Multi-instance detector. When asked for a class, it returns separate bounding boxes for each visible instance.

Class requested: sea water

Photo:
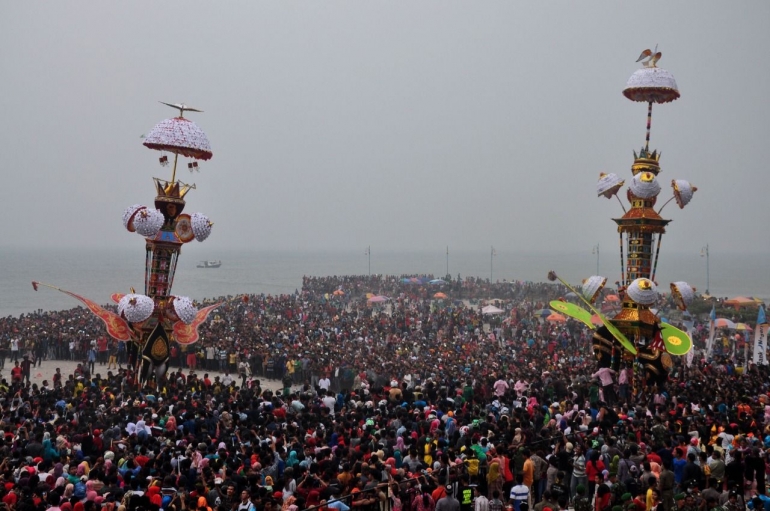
[0,247,767,317]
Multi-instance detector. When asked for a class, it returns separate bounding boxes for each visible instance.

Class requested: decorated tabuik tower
[34,102,222,383]
[548,48,696,395]
[121,102,220,376]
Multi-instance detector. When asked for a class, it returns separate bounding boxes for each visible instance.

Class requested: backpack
[624,475,641,498]
[73,481,86,499]
[611,481,626,505]
[620,457,637,475]
[575,496,592,511]
[551,482,567,502]
[601,452,612,472]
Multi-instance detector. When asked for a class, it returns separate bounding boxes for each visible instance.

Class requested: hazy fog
[1,2,768,256]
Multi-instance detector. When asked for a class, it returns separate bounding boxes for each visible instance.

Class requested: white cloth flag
[753,305,768,365]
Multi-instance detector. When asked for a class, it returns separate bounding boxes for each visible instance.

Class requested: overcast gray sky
[1,2,768,255]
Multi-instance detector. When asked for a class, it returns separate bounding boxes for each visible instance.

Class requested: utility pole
[700,244,709,294]
[592,243,600,275]
[490,246,496,282]
[446,246,449,278]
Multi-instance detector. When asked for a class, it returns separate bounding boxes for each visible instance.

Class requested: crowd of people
[0,274,766,511]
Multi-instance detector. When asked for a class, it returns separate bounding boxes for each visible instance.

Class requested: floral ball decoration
[191,212,213,242]
[134,208,165,238]
[626,278,658,305]
[672,180,697,209]
[122,204,146,232]
[670,281,696,311]
[581,276,607,304]
[596,173,625,199]
[629,172,661,199]
[118,293,155,323]
[172,295,198,324]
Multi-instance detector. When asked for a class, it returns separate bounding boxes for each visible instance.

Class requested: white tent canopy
[481,305,504,315]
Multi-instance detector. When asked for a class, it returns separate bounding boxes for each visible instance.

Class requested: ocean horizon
[1,247,767,318]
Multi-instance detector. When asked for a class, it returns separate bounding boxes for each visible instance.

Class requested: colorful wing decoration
[659,322,693,355]
[547,272,637,355]
[111,293,125,304]
[32,281,133,341]
[600,315,638,355]
[173,302,222,345]
[549,300,595,329]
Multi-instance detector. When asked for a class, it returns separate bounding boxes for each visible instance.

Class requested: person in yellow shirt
[521,449,534,488]
[521,448,534,509]
[645,476,658,511]
[74,379,84,397]
[464,449,480,479]
[338,463,353,489]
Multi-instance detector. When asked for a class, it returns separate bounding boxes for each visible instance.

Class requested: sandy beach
[1,358,289,393]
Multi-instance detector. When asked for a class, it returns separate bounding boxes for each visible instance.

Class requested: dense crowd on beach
[0,274,766,511]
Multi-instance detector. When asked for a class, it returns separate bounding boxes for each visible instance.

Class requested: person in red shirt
[97,336,108,365]
[10,362,22,383]
[585,451,606,497]
[135,447,150,468]
[594,476,612,511]
[2,489,17,508]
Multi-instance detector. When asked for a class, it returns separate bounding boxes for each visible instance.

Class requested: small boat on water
[197,260,221,268]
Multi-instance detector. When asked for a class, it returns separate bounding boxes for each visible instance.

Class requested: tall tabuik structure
[549,49,697,392]
[34,103,221,382]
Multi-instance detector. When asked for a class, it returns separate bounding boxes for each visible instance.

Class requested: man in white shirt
[171,450,187,471]
[474,486,489,511]
[319,376,331,391]
[237,490,256,511]
[322,391,336,415]
[10,338,19,362]
[717,430,734,451]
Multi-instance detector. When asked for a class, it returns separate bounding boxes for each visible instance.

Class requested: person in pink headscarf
[166,414,177,432]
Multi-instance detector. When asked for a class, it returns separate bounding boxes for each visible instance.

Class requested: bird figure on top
[636,45,662,68]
